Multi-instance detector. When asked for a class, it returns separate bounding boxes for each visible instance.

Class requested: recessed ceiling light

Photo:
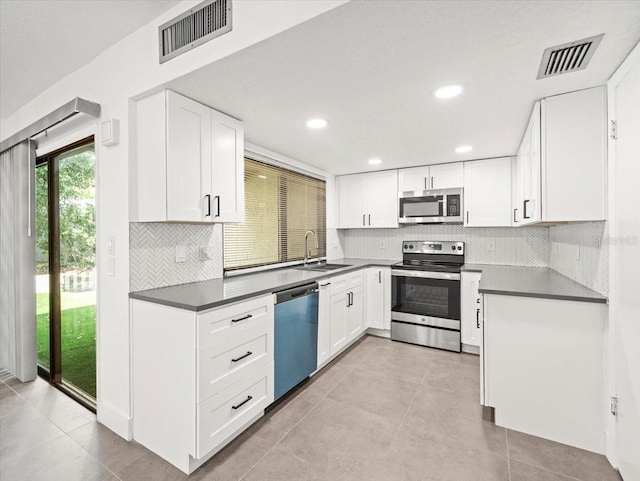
[368,158,382,165]
[306,118,327,129]
[455,145,473,153]
[434,85,463,99]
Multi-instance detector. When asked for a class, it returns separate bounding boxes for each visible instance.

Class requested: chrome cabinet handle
[231,395,253,410]
[513,208,518,223]
[431,176,434,189]
[363,214,365,226]
[378,271,382,283]
[523,200,531,219]
[424,177,427,190]
[320,282,331,287]
[476,309,481,329]
[231,314,252,323]
[466,211,469,224]
[231,351,253,363]
[368,214,371,226]
[214,195,221,217]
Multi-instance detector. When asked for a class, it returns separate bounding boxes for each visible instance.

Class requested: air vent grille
[537,34,604,79]
[159,0,232,64]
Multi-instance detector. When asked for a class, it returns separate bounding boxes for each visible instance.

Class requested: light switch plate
[107,236,116,256]
[175,245,187,263]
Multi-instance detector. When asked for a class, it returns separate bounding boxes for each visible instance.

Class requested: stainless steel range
[390,240,464,352]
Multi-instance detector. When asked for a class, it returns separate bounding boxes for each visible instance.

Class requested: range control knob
[409,244,414,249]
[404,244,408,249]
[457,246,462,250]
[451,246,456,251]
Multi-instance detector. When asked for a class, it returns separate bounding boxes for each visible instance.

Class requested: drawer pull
[231,314,252,323]
[231,395,253,410]
[231,351,253,363]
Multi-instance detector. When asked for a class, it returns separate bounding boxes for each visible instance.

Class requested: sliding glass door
[35,137,96,407]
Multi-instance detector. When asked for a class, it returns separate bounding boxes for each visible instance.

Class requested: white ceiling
[168,0,640,175]
[0,0,180,120]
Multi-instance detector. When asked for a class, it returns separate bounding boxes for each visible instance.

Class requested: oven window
[400,196,443,218]
[391,276,461,320]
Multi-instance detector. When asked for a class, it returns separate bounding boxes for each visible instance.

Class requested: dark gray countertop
[462,264,607,304]
[129,258,398,312]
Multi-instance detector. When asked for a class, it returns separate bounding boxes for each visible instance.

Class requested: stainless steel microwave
[398,188,464,224]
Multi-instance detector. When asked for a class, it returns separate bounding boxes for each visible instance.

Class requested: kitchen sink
[294,263,352,272]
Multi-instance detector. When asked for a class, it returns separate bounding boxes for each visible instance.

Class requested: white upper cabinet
[464,157,513,227]
[337,170,398,228]
[429,163,464,189]
[132,90,245,223]
[398,166,431,191]
[515,87,606,225]
[398,163,463,191]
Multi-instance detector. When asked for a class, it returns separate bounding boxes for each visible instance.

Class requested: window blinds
[224,158,326,271]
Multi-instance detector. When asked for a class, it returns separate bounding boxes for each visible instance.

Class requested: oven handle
[391,269,460,281]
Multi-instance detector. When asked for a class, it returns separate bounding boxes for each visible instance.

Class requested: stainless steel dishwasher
[274,282,319,401]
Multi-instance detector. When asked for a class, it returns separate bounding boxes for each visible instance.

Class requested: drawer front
[198,295,274,352]
[346,270,363,289]
[198,330,272,403]
[196,363,273,459]
[329,273,349,295]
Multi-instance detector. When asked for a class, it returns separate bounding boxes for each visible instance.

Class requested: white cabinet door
[520,102,542,225]
[461,272,482,347]
[365,267,391,330]
[430,163,464,189]
[542,87,606,222]
[398,166,431,192]
[365,170,398,228]
[166,90,212,222]
[208,110,245,223]
[329,290,348,355]
[464,158,513,227]
[346,283,364,339]
[337,174,366,228]
[512,154,522,226]
[317,281,332,368]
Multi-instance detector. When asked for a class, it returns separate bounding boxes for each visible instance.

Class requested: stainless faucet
[303,230,319,266]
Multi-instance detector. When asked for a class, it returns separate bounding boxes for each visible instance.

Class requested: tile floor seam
[509,457,586,481]
[390,365,427,441]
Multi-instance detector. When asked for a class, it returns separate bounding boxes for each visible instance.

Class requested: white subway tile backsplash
[340,225,550,267]
[129,223,223,292]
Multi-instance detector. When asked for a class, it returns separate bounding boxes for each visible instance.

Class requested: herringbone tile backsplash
[129,223,223,292]
[340,224,550,266]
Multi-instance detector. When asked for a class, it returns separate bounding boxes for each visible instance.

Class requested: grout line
[508,457,584,481]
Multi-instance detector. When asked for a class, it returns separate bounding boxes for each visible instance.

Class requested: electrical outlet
[487,240,496,252]
[175,245,187,263]
[379,240,386,249]
[200,245,214,261]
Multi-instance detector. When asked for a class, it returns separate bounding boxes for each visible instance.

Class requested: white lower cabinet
[317,269,365,368]
[460,271,482,349]
[132,294,274,474]
[365,267,391,330]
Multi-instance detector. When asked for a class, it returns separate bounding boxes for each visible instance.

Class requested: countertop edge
[479,288,608,304]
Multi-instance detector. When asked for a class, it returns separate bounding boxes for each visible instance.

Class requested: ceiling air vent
[537,34,604,79]
[159,0,232,64]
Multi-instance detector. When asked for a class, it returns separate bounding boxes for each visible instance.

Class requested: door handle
[513,208,518,223]
[205,194,211,217]
[231,314,252,323]
[231,395,253,410]
[231,351,253,363]
[523,200,531,219]
[363,214,366,226]
[476,308,480,329]
[378,271,382,283]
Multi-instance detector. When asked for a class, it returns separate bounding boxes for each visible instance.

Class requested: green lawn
[37,291,96,398]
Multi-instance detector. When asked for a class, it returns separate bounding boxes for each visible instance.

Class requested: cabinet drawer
[197,330,272,403]
[329,270,363,295]
[196,363,273,459]
[197,295,274,351]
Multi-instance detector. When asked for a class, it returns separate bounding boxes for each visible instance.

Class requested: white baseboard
[366,328,390,338]
[462,344,480,355]
[97,401,133,440]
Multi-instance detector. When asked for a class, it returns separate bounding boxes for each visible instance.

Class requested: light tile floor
[0,336,622,481]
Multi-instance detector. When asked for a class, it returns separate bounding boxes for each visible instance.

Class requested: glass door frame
[36,135,96,412]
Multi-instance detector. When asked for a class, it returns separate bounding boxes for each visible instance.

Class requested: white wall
[0,0,346,439]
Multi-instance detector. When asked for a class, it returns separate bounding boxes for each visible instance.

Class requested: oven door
[391,270,461,326]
